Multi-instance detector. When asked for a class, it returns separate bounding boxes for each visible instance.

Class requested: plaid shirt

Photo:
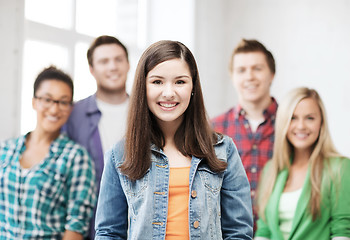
[212,98,277,229]
[0,133,96,239]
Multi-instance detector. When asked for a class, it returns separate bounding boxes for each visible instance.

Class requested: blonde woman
[255,87,350,240]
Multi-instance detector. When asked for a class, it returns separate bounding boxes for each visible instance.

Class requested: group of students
[0,35,349,240]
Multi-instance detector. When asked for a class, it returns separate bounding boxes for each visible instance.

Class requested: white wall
[146,0,195,50]
[194,0,236,118]
[1,0,349,156]
[0,0,24,140]
[196,0,350,156]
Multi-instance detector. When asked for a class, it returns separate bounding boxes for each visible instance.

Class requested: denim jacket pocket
[121,169,150,197]
[197,165,224,195]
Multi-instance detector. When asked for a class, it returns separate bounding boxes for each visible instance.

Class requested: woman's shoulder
[328,155,350,163]
[0,136,21,148]
[213,133,240,162]
[326,156,350,173]
[214,133,234,146]
[108,139,126,166]
[0,136,26,168]
[0,135,24,155]
[59,133,89,156]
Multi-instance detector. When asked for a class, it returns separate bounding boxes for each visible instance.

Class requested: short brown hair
[229,39,275,74]
[87,35,129,66]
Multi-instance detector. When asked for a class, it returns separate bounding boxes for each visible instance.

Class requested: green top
[255,157,350,240]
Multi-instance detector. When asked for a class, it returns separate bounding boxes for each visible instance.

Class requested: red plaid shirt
[211,98,277,230]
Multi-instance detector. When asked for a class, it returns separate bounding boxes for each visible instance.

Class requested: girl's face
[33,80,72,135]
[287,98,322,155]
[146,58,193,128]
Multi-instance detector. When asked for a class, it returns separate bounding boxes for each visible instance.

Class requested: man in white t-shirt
[62,35,130,240]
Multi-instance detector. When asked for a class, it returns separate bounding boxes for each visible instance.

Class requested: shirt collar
[234,97,278,121]
[263,97,278,120]
[17,132,67,161]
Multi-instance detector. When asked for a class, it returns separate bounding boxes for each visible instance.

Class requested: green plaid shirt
[0,133,96,239]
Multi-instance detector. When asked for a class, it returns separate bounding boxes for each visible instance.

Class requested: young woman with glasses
[0,66,96,239]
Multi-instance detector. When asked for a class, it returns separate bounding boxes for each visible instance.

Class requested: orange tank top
[165,167,191,240]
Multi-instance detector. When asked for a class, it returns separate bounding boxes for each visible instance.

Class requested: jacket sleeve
[330,157,350,238]
[220,137,253,239]
[95,147,128,240]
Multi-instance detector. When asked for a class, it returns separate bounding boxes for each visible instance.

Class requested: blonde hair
[257,87,340,220]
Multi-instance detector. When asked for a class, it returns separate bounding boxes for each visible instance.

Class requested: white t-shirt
[96,98,129,155]
[247,118,264,133]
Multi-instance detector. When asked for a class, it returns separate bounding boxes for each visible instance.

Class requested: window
[21,0,141,134]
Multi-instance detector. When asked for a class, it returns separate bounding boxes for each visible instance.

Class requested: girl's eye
[152,80,162,84]
[176,80,185,84]
[307,117,314,120]
[291,116,296,120]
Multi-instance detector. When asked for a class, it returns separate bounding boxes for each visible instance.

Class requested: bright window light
[74,42,97,101]
[76,0,118,37]
[25,0,73,29]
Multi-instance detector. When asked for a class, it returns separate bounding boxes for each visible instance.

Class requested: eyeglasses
[34,96,72,111]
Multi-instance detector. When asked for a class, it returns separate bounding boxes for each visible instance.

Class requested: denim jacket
[95,135,253,240]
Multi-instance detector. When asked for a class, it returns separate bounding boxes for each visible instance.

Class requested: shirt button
[251,167,257,173]
[191,190,197,198]
[252,144,257,150]
[193,221,200,228]
[251,190,255,197]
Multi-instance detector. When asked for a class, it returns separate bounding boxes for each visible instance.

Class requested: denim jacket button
[191,190,197,198]
[193,220,199,228]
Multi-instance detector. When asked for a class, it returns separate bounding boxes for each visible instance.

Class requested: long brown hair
[257,87,341,220]
[120,40,227,180]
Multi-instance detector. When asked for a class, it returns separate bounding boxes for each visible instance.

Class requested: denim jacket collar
[150,133,225,155]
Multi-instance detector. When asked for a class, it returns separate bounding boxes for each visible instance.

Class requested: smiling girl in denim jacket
[95,40,253,240]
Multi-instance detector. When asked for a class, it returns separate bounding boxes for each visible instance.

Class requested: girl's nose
[296,119,305,129]
[162,84,175,98]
